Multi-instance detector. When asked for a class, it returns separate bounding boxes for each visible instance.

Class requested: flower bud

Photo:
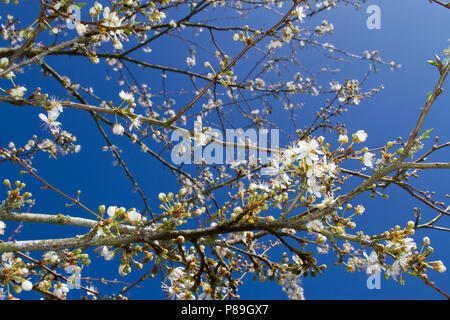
[347,264,355,273]
[135,262,143,271]
[21,280,33,291]
[178,188,187,197]
[158,193,167,202]
[355,204,365,215]
[233,206,243,214]
[433,261,446,273]
[174,235,185,244]
[318,136,325,144]
[3,179,11,188]
[107,206,117,218]
[119,264,131,276]
[142,252,153,264]
[406,221,415,229]
[318,264,327,271]
[338,134,349,144]
[0,57,8,67]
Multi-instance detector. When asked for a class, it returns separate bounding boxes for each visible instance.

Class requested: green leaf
[420,128,434,139]
[427,60,438,67]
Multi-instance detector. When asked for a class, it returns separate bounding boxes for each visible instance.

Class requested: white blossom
[293,139,323,166]
[119,90,135,104]
[338,134,348,144]
[363,251,385,275]
[168,267,185,282]
[129,115,142,131]
[100,246,115,261]
[107,206,117,217]
[112,124,125,135]
[127,210,142,224]
[363,152,375,168]
[306,219,324,232]
[7,86,27,98]
[21,280,33,291]
[0,221,5,235]
[353,130,368,143]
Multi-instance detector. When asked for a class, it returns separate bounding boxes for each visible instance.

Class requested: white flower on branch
[43,251,60,264]
[363,251,385,275]
[168,267,185,282]
[306,177,323,198]
[7,86,27,98]
[267,40,283,50]
[293,139,323,166]
[265,158,290,185]
[89,1,103,18]
[74,22,87,36]
[281,271,305,300]
[129,115,142,132]
[119,90,135,104]
[352,130,368,143]
[39,110,62,132]
[21,280,33,291]
[294,5,307,22]
[112,124,125,136]
[126,210,142,224]
[100,246,115,261]
[363,152,375,168]
[338,134,348,144]
[306,219,324,232]
[186,56,196,67]
[53,282,69,299]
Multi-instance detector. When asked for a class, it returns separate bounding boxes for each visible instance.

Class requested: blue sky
[0,1,449,300]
